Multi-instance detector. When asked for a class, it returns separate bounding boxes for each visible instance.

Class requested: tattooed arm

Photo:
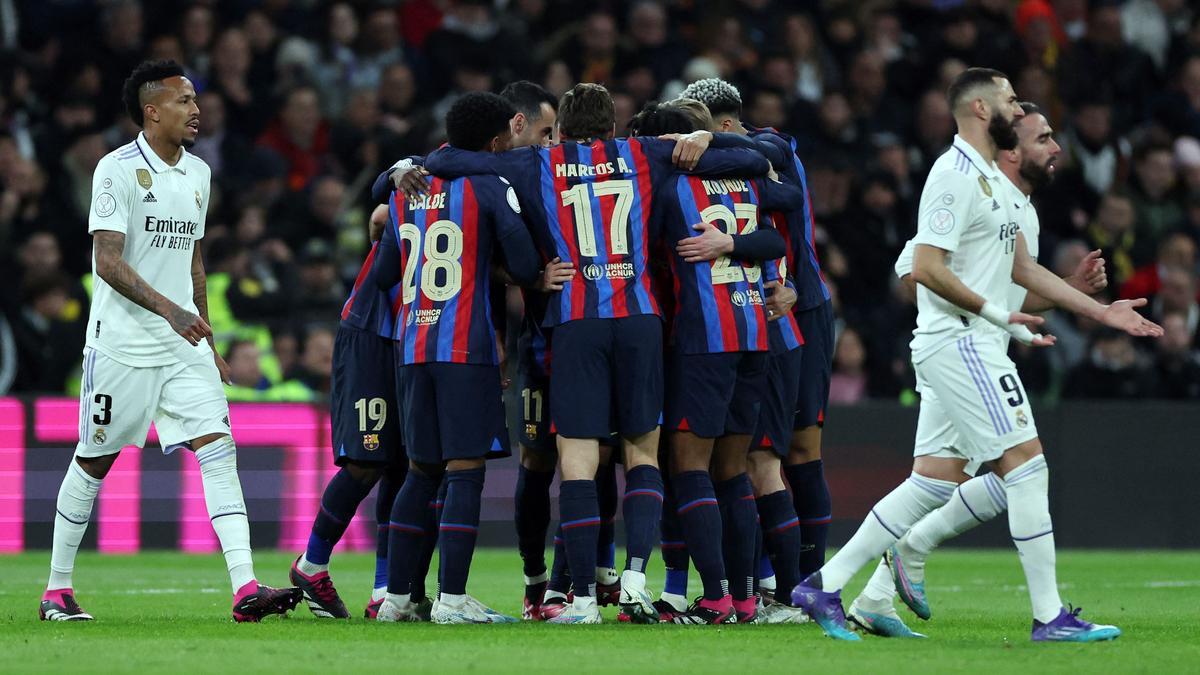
[93,230,212,346]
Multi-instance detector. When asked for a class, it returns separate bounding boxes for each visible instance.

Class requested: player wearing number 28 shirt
[370,93,541,624]
[424,83,770,625]
[40,60,301,624]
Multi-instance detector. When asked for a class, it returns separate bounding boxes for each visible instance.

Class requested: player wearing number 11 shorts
[424,83,771,623]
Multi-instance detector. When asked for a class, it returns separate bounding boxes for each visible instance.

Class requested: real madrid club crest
[363,433,380,451]
[136,168,153,190]
[195,190,203,210]
[1015,409,1028,429]
[977,175,991,197]
[93,428,107,446]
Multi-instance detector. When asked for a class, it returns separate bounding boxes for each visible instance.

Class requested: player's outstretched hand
[677,221,733,262]
[1007,311,1045,330]
[214,352,233,385]
[537,257,576,292]
[1070,249,1107,294]
[765,280,797,321]
[168,305,212,346]
[662,130,711,170]
[1101,298,1164,338]
[392,165,431,201]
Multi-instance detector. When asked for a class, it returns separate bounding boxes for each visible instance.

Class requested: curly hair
[678,78,742,119]
[446,92,518,151]
[121,60,186,128]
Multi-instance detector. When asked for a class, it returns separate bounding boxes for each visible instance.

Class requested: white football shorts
[912,332,1038,465]
[75,346,231,457]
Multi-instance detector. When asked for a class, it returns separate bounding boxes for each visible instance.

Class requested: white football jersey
[907,136,1021,363]
[86,132,212,367]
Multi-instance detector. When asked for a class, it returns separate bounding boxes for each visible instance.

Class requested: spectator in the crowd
[50,130,108,273]
[1064,328,1160,399]
[244,9,283,87]
[1086,189,1141,287]
[257,85,332,192]
[288,325,336,396]
[1120,231,1197,299]
[10,272,85,393]
[276,175,347,250]
[307,3,363,117]
[92,0,144,121]
[377,62,435,158]
[782,12,841,104]
[179,3,215,82]
[1129,141,1187,255]
[329,87,385,178]
[910,88,954,176]
[828,326,868,405]
[292,241,346,326]
[226,339,269,391]
[208,28,266,140]
[1149,265,1199,344]
[1121,0,1189,74]
[1042,95,1128,238]
[1152,54,1200,139]
[627,1,689,95]
[426,0,525,98]
[1042,239,1100,379]
[831,171,908,313]
[189,90,251,182]
[1153,311,1200,398]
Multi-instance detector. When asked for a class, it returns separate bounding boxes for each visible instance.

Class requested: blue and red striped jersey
[762,258,803,354]
[340,241,401,339]
[748,128,831,311]
[661,176,775,354]
[371,174,539,365]
[423,135,770,327]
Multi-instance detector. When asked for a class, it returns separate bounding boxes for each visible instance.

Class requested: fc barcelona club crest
[136,168,153,189]
[524,423,538,441]
[363,433,380,451]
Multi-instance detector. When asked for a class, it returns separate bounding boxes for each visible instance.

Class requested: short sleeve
[911,169,973,253]
[894,239,915,279]
[196,164,211,240]
[88,157,133,235]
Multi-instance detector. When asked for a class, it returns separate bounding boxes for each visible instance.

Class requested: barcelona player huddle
[292,78,835,626]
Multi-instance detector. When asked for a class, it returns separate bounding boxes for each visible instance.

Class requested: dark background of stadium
[3,0,1200,406]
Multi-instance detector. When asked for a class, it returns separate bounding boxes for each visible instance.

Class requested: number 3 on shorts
[93,393,112,426]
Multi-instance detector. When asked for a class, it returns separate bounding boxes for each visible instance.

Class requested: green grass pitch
[2,549,1198,674]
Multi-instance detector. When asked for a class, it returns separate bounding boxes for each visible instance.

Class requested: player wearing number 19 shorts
[289,217,418,621]
[425,83,771,624]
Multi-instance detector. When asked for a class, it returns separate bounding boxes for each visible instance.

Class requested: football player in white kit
[39,61,301,622]
[792,68,1162,642]
[847,101,1109,637]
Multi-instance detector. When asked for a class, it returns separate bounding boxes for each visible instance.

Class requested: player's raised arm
[1010,232,1163,337]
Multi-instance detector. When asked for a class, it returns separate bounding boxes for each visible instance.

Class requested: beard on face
[1019,158,1054,190]
[988,113,1019,151]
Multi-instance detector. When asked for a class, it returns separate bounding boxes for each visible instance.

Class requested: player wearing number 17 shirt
[40,60,301,623]
[424,83,770,624]
[371,93,542,624]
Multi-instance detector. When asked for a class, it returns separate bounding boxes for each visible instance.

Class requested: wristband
[978,301,1010,329]
[1005,324,1039,346]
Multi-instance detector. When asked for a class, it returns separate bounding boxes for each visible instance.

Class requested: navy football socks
[547,526,572,594]
[757,489,801,604]
[597,462,618,570]
[305,467,377,566]
[673,470,727,601]
[716,473,757,602]
[785,460,832,576]
[438,468,484,596]
[660,480,690,597]
[558,479,599,598]
[622,465,664,573]
[515,465,555,578]
[373,468,404,589]
[386,470,438,596]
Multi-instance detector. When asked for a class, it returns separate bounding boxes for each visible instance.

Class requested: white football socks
[47,460,104,591]
[905,473,1008,568]
[860,558,898,603]
[819,473,957,592]
[196,437,256,592]
[1004,455,1061,623]
[297,555,327,576]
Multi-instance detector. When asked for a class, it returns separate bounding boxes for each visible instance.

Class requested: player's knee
[409,460,445,481]
[191,433,229,451]
[996,438,1044,475]
[343,461,383,485]
[520,446,556,473]
[747,450,785,495]
[670,431,712,473]
[446,458,485,472]
[787,427,823,464]
[75,453,117,480]
[912,455,971,484]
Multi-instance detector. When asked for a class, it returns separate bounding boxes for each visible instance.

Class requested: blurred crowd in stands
[1,0,1198,403]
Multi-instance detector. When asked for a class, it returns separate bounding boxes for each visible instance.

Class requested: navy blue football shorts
[794,300,834,429]
[330,325,404,467]
[550,315,663,439]
[398,362,508,465]
[516,337,555,456]
[665,349,768,439]
[752,343,804,457]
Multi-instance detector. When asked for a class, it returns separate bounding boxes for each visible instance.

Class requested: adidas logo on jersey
[143,191,157,203]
